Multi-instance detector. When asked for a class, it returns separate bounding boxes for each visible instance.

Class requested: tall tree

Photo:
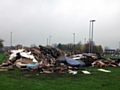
[96,45,103,54]
[57,43,62,50]
[76,41,82,51]
[81,44,86,53]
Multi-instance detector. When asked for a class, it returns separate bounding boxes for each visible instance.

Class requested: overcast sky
[0,0,120,49]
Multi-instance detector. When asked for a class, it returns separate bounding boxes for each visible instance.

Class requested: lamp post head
[90,20,96,22]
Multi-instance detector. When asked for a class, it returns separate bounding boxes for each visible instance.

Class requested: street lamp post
[10,31,12,47]
[89,21,91,54]
[84,38,86,44]
[73,33,75,53]
[47,38,48,46]
[49,36,52,46]
[90,20,96,53]
[118,42,120,56]
[73,33,75,45]
[119,42,120,50]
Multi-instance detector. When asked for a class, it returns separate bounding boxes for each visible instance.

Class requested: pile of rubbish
[0,45,120,74]
[79,53,120,67]
[0,45,85,74]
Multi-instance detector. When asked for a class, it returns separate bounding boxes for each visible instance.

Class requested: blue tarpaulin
[27,62,39,69]
[58,56,85,67]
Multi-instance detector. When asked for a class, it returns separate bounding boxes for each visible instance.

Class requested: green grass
[102,55,120,59]
[0,55,120,90]
[0,67,120,90]
[0,54,7,63]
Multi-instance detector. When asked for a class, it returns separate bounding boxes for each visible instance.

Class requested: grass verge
[0,55,120,90]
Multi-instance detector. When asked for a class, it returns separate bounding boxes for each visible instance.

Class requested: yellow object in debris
[98,69,111,72]
[0,68,8,71]
[82,70,91,74]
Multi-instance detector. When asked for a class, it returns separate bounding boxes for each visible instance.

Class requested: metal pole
[90,20,95,53]
[89,21,91,54]
[10,31,12,47]
[119,42,120,56]
[72,33,75,53]
[84,38,86,44]
[73,33,75,45]
[49,36,51,46]
[91,21,93,53]
[119,42,120,50]
[47,38,48,45]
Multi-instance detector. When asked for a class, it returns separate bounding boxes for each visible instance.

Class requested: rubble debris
[0,67,15,71]
[0,45,68,73]
[91,59,118,67]
[76,53,119,68]
[97,69,111,72]
[82,71,91,74]
[0,45,120,74]
[0,68,8,71]
[68,70,78,75]
[27,62,39,69]
[16,62,28,69]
